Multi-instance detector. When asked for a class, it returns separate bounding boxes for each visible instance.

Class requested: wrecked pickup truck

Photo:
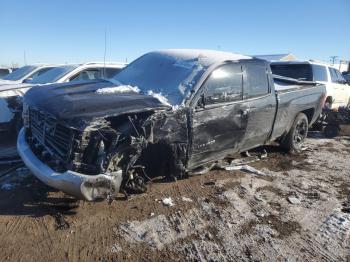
[17,49,326,201]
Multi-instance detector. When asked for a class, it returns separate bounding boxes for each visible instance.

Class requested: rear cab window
[270,63,313,81]
[312,64,328,82]
[69,68,101,82]
[243,62,270,99]
[102,68,122,78]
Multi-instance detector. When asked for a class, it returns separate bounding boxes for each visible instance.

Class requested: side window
[329,68,338,83]
[69,68,101,82]
[329,68,346,83]
[29,67,54,79]
[335,69,346,83]
[312,65,328,82]
[101,68,122,78]
[202,63,243,105]
[0,69,10,78]
[243,62,269,99]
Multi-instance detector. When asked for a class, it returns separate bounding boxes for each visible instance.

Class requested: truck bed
[270,74,326,141]
[273,74,318,93]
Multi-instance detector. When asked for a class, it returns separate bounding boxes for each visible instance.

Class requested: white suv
[271,61,350,109]
[0,62,126,133]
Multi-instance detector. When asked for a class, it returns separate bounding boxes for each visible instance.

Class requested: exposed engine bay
[25,105,190,200]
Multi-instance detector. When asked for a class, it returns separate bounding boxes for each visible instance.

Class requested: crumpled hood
[24,80,169,120]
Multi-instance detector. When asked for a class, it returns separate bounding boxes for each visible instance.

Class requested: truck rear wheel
[281,113,309,152]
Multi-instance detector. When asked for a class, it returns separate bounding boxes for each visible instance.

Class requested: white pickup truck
[271,61,350,109]
[0,62,126,133]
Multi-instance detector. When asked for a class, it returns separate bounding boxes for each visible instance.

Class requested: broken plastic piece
[181,196,193,202]
[287,196,301,205]
[225,164,267,176]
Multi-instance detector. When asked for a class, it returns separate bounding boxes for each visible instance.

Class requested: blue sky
[1,0,349,66]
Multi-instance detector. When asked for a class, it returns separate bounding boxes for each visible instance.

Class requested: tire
[324,125,339,138]
[281,113,309,152]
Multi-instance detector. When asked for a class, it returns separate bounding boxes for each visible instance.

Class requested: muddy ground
[0,133,349,261]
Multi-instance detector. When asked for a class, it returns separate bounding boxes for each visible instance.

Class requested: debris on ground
[287,196,301,205]
[162,197,175,207]
[0,165,30,190]
[110,244,122,253]
[181,197,193,202]
[225,164,268,176]
[202,181,216,186]
[1,134,350,261]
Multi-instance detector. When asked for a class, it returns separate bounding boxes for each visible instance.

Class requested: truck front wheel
[281,113,309,152]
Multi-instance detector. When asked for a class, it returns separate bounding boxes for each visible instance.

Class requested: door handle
[240,109,250,118]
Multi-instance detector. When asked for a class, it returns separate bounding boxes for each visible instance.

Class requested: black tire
[281,113,309,152]
[324,125,340,138]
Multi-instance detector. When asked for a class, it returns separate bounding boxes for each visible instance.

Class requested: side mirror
[23,78,33,83]
[196,93,206,109]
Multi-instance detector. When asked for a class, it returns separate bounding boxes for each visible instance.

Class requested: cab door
[239,61,277,151]
[188,63,249,168]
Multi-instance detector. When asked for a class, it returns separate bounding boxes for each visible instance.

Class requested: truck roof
[154,49,252,68]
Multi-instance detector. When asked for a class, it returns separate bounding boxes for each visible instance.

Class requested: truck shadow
[0,133,323,219]
[0,177,79,219]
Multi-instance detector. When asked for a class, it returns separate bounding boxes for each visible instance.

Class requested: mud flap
[80,170,123,201]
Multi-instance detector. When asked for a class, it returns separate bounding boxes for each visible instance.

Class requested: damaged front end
[19,105,189,201]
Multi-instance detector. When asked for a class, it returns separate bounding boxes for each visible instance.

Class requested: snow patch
[173,59,196,70]
[147,90,171,107]
[96,85,140,94]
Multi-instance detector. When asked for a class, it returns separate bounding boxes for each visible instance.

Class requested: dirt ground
[0,133,349,262]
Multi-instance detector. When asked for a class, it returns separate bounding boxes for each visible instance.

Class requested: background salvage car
[0,62,126,133]
[271,61,350,109]
[18,49,326,201]
[0,64,57,85]
[342,71,350,85]
[0,67,16,79]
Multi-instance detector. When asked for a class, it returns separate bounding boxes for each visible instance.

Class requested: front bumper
[17,128,123,201]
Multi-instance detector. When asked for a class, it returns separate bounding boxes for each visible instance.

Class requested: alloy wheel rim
[294,119,307,145]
